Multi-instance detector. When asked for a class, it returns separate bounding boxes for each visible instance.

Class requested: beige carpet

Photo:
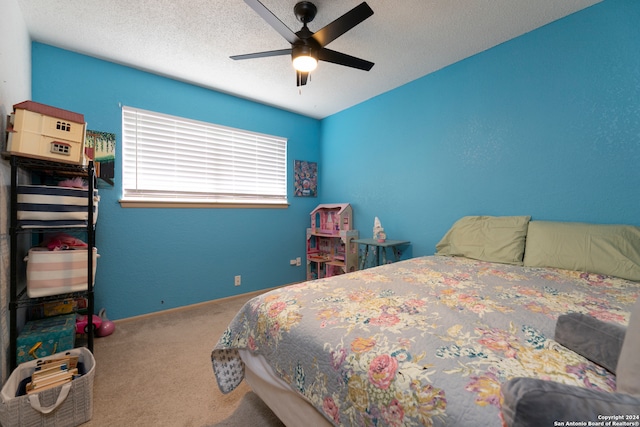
[84,291,286,427]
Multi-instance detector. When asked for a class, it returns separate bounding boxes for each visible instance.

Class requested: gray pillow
[616,298,640,396]
[555,313,626,373]
[501,377,640,427]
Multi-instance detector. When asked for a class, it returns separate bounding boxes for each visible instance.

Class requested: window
[56,121,71,131]
[121,106,287,207]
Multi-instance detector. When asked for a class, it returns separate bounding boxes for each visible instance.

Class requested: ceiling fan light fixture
[232,1,374,86]
[292,46,318,72]
[293,55,317,72]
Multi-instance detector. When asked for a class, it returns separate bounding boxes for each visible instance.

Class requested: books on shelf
[26,354,80,394]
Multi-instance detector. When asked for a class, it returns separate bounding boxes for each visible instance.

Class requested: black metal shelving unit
[8,155,96,370]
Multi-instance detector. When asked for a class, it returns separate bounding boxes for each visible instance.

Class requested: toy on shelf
[76,314,102,334]
[6,100,87,165]
[307,204,359,280]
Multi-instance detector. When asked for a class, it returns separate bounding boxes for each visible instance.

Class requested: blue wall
[31,0,640,320]
[32,45,321,320]
[321,0,640,257]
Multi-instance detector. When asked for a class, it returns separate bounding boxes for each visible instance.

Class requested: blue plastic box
[16,313,76,364]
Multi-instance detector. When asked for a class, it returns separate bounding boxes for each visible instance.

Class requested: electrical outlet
[296,257,301,266]
[234,275,241,286]
[290,259,297,265]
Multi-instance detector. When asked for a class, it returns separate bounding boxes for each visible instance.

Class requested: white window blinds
[121,106,287,204]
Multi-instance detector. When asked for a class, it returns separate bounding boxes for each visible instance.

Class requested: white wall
[0,0,31,383]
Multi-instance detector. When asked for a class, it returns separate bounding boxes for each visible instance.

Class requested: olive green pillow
[523,221,640,281]
[435,216,531,265]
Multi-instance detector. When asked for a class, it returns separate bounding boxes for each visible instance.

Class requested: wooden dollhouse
[306,204,359,280]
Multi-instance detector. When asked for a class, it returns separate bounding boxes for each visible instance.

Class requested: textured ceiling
[17,0,601,119]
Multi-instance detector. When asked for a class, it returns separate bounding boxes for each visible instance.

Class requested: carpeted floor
[84,291,285,427]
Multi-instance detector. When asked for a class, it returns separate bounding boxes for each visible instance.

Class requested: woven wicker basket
[0,347,95,427]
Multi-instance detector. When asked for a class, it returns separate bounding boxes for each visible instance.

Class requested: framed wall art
[294,160,317,197]
[85,130,116,185]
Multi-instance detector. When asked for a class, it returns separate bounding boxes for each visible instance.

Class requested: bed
[212,216,640,426]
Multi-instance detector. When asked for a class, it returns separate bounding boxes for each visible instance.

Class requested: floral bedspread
[211,256,638,426]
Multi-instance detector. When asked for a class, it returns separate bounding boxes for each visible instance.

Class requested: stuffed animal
[500,298,640,426]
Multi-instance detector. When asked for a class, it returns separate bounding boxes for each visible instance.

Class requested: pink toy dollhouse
[306,204,358,280]
[310,204,352,235]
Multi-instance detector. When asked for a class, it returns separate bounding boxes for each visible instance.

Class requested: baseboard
[113,282,298,325]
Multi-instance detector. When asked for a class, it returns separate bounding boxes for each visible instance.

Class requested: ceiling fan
[231,0,374,86]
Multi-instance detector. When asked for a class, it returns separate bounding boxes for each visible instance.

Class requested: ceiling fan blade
[318,48,374,71]
[244,0,300,45]
[296,71,309,87]
[312,2,373,47]
[230,49,292,60]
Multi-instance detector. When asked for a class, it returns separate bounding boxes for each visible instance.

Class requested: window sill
[119,200,289,209]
